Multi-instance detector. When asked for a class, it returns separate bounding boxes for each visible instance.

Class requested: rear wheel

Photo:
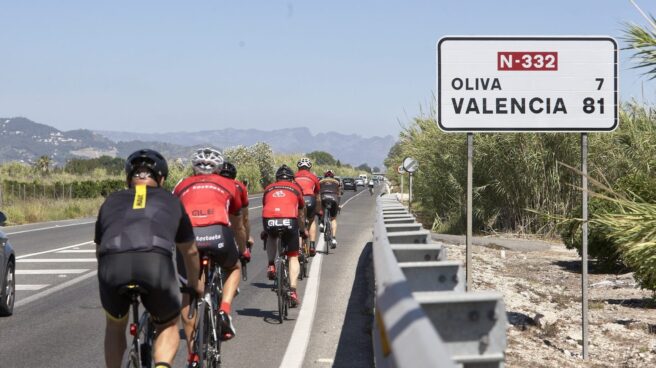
[0,260,15,316]
[121,340,141,368]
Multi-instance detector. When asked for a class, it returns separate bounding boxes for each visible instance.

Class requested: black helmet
[125,149,168,184]
[219,162,237,179]
[275,165,294,181]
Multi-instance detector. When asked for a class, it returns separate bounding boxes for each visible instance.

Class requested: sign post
[437,36,617,358]
[402,157,419,211]
[466,133,473,292]
[397,165,405,201]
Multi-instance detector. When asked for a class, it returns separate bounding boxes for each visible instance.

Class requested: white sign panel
[403,157,418,173]
[437,37,618,132]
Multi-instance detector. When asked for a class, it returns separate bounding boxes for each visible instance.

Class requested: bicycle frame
[189,255,223,368]
[121,285,154,368]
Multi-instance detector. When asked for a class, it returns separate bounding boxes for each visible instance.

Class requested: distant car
[342,178,357,191]
[355,179,365,187]
[0,211,16,316]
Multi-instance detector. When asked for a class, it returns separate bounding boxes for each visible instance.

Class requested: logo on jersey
[268,219,292,227]
[272,190,286,198]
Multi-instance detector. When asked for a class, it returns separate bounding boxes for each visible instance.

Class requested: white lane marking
[15,271,97,308]
[279,237,326,368]
[249,205,263,210]
[16,241,94,259]
[16,269,89,275]
[316,358,334,364]
[5,221,96,235]
[17,258,97,263]
[16,284,49,291]
[279,187,363,368]
[248,194,263,200]
[57,250,96,253]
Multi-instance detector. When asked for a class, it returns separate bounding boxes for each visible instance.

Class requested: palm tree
[36,155,51,174]
[624,5,656,78]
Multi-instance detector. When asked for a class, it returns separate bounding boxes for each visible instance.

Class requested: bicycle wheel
[276,239,285,323]
[201,303,220,368]
[193,300,207,368]
[323,214,332,252]
[121,345,141,368]
[282,261,290,316]
[140,319,155,368]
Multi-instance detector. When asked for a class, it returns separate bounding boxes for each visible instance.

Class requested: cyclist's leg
[283,220,301,291]
[305,195,318,246]
[137,253,182,365]
[176,248,200,354]
[213,225,240,339]
[263,219,279,278]
[98,253,134,368]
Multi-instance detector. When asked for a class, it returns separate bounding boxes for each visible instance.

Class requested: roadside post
[437,36,618,358]
[402,157,419,211]
[397,165,405,200]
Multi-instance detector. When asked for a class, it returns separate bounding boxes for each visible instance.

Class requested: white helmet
[192,147,224,174]
[297,157,312,169]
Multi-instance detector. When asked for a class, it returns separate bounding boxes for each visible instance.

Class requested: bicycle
[119,284,155,368]
[298,217,310,280]
[187,255,224,368]
[268,229,292,324]
[321,202,334,254]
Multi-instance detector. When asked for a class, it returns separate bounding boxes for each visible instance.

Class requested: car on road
[0,211,16,316]
[342,178,357,191]
[355,178,364,187]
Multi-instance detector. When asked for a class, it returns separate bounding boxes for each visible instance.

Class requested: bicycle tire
[276,238,285,324]
[283,261,290,317]
[194,299,207,368]
[323,213,332,252]
[208,271,222,368]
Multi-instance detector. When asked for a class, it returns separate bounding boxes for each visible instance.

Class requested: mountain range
[0,117,396,167]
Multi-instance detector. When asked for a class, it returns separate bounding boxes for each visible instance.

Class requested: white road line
[16,284,49,291]
[57,250,96,253]
[249,205,263,210]
[15,271,97,308]
[279,187,364,368]
[17,258,97,263]
[6,221,96,235]
[16,241,94,259]
[16,269,89,275]
[279,237,326,368]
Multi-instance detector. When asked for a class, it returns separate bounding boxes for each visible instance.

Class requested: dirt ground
[443,239,656,367]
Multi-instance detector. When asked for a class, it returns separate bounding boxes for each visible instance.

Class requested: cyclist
[219,161,254,258]
[262,165,307,306]
[368,178,375,195]
[294,157,321,256]
[95,149,202,368]
[318,169,341,248]
[173,148,247,351]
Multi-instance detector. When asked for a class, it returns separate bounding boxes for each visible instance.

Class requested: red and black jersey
[235,180,249,208]
[173,174,242,227]
[262,180,304,218]
[294,169,320,196]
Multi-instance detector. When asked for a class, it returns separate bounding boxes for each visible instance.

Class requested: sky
[0,0,654,138]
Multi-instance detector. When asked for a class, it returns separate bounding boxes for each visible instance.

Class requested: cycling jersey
[94,186,195,257]
[262,181,305,218]
[173,174,242,227]
[294,169,320,196]
[319,178,340,195]
[235,179,249,208]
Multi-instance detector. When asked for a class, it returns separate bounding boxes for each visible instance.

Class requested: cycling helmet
[324,170,335,178]
[192,147,224,174]
[125,149,168,184]
[219,161,237,179]
[275,165,295,181]
[297,157,312,169]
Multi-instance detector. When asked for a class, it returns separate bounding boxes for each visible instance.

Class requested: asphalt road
[0,187,377,367]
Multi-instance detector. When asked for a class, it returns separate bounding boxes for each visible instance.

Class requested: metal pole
[466,133,473,292]
[409,173,413,211]
[401,175,404,201]
[581,133,589,359]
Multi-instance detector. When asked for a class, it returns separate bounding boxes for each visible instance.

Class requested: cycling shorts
[176,225,239,285]
[263,217,300,254]
[98,252,180,324]
[303,195,317,218]
[321,194,340,218]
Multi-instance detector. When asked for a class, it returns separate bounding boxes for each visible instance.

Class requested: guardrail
[372,194,507,368]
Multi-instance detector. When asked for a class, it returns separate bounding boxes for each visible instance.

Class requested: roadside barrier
[372,194,507,368]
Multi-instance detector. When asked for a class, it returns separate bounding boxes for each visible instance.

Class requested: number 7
[595,78,604,90]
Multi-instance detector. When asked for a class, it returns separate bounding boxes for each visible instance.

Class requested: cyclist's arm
[177,240,202,294]
[230,212,247,254]
[242,208,252,245]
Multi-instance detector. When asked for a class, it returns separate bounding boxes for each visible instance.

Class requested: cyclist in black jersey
[95,149,202,368]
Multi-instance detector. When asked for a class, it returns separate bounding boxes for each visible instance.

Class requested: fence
[0,179,125,206]
[372,194,508,368]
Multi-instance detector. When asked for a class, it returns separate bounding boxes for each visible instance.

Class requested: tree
[356,163,371,173]
[373,166,380,173]
[36,155,51,174]
[624,17,656,78]
[336,159,342,167]
[306,151,336,165]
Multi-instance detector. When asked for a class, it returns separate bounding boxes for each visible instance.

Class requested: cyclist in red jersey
[262,165,307,306]
[219,161,253,261]
[173,148,247,351]
[294,157,321,256]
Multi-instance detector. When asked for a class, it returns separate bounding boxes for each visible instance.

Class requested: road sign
[402,157,418,173]
[397,165,405,174]
[437,36,618,132]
